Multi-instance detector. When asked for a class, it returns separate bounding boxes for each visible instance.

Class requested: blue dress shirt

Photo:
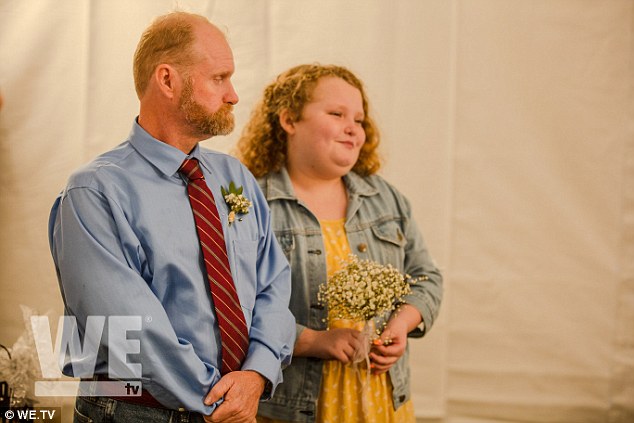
[48,120,295,414]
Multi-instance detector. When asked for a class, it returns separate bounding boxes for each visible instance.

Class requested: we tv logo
[31,316,143,397]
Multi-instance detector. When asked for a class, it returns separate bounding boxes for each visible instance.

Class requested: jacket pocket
[369,220,407,268]
[371,221,407,247]
[274,231,295,262]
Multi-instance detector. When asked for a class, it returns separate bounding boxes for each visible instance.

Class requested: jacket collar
[264,167,379,201]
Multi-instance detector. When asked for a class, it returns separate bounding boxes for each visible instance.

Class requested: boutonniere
[220,182,253,226]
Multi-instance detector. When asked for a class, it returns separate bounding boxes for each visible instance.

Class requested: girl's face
[284,76,366,180]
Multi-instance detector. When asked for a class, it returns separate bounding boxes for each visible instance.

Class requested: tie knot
[179,158,204,181]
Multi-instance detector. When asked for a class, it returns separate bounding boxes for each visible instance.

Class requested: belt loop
[105,396,116,417]
[82,376,98,397]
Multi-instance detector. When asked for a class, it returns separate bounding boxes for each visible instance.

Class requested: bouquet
[318,254,414,348]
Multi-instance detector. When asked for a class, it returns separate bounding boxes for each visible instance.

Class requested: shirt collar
[128,118,207,177]
[265,167,379,201]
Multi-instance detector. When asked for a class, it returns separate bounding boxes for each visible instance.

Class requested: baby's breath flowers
[221,182,253,226]
[318,255,414,328]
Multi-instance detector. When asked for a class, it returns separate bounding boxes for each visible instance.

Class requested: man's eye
[329,112,342,117]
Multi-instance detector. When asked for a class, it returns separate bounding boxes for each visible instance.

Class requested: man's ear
[279,109,296,135]
[154,64,180,99]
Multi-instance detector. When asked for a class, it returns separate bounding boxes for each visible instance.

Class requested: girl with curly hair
[237,64,443,423]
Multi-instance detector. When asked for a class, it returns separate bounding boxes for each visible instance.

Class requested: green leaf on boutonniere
[220,181,253,226]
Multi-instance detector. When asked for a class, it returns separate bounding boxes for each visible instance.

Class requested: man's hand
[203,370,266,423]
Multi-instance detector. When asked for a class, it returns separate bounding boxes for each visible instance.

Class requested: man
[48,11,295,422]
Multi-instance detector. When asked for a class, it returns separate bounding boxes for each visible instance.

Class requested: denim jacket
[257,168,443,422]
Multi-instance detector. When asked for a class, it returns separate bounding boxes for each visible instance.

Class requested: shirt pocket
[369,220,407,267]
[232,239,258,314]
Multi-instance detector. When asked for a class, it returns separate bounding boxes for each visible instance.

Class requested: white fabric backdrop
[0,1,632,421]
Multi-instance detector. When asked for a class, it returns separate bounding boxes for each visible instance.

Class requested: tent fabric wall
[0,1,632,421]
[448,2,633,421]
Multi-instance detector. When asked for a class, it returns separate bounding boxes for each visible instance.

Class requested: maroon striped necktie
[179,158,249,374]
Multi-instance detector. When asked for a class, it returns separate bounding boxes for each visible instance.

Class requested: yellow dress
[316,219,415,423]
[258,219,415,423]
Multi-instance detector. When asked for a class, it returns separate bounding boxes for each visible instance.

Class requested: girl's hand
[369,304,423,374]
[294,327,363,364]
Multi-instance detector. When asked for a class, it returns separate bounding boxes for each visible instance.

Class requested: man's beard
[179,78,235,138]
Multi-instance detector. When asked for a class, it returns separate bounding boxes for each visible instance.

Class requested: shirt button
[357,243,368,253]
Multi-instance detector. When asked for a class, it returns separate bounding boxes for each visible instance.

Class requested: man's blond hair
[133,12,210,99]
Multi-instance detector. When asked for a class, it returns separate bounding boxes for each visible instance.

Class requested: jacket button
[357,243,368,253]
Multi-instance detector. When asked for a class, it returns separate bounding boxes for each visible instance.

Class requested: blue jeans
[73,396,205,423]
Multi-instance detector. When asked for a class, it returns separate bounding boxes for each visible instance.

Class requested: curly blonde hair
[236,64,381,177]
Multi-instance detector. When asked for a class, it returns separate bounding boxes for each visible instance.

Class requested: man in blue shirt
[48,11,295,422]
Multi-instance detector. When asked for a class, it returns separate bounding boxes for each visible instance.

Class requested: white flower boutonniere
[221,182,253,226]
